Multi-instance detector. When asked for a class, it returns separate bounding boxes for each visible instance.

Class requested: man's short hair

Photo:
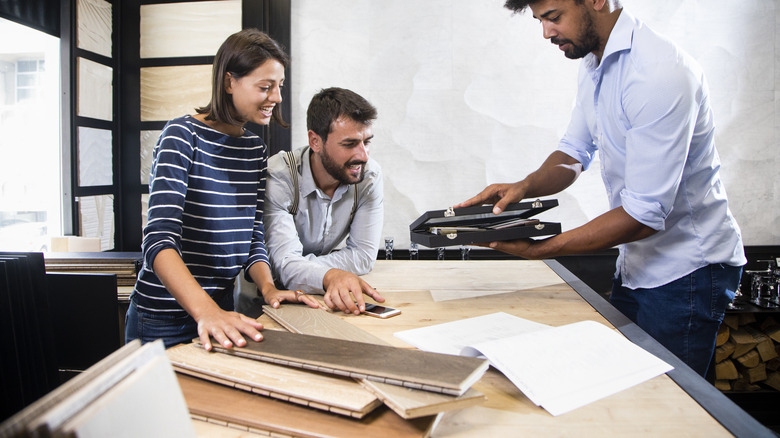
[306,88,377,143]
[504,0,584,13]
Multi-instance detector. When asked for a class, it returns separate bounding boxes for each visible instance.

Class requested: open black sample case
[409,199,561,247]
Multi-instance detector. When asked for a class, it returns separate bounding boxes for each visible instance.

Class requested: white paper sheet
[394,312,550,357]
[394,313,673,416]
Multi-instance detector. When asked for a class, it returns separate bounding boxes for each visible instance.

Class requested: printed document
[395,312,673,416]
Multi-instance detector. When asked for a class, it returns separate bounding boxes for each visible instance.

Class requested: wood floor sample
[208,327,488,397]
[263,304,387,345]
[262,305,486,418]
[166,343,380,418]
[58,355,195,438]
[0,341,143,437]
[177,373,435,438]
[359,380,484,419]
[1,340,195,438]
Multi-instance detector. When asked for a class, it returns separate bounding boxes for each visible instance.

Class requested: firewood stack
[714,313,780,392]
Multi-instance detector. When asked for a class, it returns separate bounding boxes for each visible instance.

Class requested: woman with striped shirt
[126,29,317,351]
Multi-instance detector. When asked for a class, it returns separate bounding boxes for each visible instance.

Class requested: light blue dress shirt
[263,146,384,293]
[557,10,746,289]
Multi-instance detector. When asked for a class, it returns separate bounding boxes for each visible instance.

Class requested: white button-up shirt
[558,10,746,289]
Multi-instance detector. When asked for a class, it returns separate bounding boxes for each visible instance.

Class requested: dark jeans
[125,292,234,349]
[610,263,742,376]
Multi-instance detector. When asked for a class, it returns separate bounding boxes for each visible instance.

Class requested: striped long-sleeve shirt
[132,115,270,315]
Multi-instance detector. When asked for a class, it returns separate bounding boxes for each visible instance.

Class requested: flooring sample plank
[0,340,140,438]
[263,304,387,345]
[166,343,381,418]
[0,340,194,438]
[358,380,485,420]
[177,373,435,438]
[262,305,486,418]
[207,329,488,397]
[56,355,195,438]
[27,341,172,436]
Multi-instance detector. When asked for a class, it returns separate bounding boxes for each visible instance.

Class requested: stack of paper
[394,312,673,416]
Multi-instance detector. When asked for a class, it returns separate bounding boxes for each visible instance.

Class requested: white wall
[290,0,779,248]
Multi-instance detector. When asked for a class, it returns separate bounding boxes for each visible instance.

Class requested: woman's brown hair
[196,28,289,128]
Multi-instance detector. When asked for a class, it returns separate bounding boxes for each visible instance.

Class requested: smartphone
[363,303,401,319]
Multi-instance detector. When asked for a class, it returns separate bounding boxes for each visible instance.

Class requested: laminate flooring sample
[263,304,387,345]
[166,343,380,418]
[57,355,195,438]
[207,329,488,396]
[0,340,194,438]
[262,304,486,418]
[177,373,435,438]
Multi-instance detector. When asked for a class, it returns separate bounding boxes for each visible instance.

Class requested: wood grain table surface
[197,260,736,437]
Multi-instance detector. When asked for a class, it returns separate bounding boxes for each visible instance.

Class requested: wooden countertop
[197,259,771,437]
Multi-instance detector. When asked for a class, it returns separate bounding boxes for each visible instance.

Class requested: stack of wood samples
[167,342,382,418]
[0,252,58,422]
[714,313,780,392]
[173,305,487,436]
[262,304,487,419]
[44,252,140,302]
[0,340,195,438]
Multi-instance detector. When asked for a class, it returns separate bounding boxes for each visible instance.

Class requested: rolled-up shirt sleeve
[619,59,701,231]
[558,94,598,172]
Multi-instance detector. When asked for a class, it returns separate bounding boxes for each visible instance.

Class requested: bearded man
[251,87,385,316]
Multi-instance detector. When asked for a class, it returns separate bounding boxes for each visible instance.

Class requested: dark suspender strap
[287,147,359,224]
[285,150,299,215]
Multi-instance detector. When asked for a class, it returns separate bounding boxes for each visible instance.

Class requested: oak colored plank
[263,305,386,345]
[177,373,435,438]
[166,343,380,418]
[360,380,485,419]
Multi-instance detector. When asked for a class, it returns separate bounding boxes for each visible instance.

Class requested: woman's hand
[196,307,264,352]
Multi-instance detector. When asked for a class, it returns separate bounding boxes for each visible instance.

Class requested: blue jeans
[125,292,234,349]
[610,263,741,377]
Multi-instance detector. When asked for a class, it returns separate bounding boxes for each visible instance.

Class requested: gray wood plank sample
[207,329,488,396]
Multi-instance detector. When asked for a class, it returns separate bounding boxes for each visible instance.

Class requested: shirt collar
[584,9,635,71]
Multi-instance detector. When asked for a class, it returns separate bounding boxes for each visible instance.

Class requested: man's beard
[552,11,600,59]
[320,146,366,185]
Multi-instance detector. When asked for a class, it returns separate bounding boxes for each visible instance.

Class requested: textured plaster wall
[290,0,779,248]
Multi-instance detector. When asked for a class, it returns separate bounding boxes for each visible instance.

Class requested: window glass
[78,126,113,186]
[0,18,62,252]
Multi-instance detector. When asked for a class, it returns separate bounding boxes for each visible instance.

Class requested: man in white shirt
[257,87,385,316]
[458,0,746,376]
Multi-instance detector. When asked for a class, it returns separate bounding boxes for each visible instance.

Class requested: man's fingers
[363,283,385,303]
[336,289,359,314]
[352,292,366,314]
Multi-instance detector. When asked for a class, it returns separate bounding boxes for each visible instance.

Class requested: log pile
[714,313,780,392]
